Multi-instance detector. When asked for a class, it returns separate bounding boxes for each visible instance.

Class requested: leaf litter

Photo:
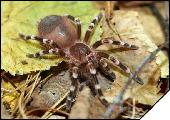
[1,1,169,119]
[99,10,168,106]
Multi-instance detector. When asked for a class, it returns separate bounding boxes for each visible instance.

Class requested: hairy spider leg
[19,33,60,48]
[64,14,81,40]
[92,37,139,49]
[96,52,116,82]
[99,58,116,82]
[96,52,144,85]
[108,54,144,85]
[79,80,91,91]
[87,62,109,107]
[66,66,79,112]
[26,48,65,58]
[84,13,103,45]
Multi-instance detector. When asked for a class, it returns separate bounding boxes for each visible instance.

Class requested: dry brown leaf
[119,3,166,46]
[30,70,71,109]
[1,102,13,119]
[99,10,168,105]
[69,87,91,119]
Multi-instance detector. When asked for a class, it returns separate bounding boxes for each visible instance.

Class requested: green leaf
[1,1,102,75]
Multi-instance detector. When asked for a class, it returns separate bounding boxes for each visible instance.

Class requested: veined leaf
[1,1,102,75]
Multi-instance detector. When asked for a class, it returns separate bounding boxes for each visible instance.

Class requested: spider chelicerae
[19,13,144,112]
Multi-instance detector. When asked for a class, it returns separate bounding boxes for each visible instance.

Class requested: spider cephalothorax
[19,13,144,112]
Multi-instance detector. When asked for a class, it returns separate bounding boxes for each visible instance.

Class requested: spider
[19,13,144,112]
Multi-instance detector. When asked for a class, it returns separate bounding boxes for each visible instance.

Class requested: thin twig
[164,1,169,22]
[41,91,69,119]
[1,88,13,93]
[102,42,167,118]
[105,17,123,41]
[12,73,39,116]
[1,74,21,93]
[149,3,169,49]
[18,92,27,119]
[57,103,66,110]
[24,72,41,106]
[125,101,144,113]
[131,98,136,119]
[26,107,69,116]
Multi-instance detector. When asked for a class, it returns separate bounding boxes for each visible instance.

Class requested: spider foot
[26,54,34,58]
[129,44,139,50]
[19,33,27,40]
[26,53,42,58]
[133,76,144,85]
[65,98,72,113]
[65,107,71,113]
[98,96,110,107]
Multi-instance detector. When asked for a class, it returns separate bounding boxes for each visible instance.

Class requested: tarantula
[19,13,144,112]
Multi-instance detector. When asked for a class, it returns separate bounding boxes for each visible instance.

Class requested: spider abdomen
[38,15,78,48]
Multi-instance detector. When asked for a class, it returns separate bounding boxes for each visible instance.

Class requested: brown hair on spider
[38,15,78,49]
[19,13,143,112]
